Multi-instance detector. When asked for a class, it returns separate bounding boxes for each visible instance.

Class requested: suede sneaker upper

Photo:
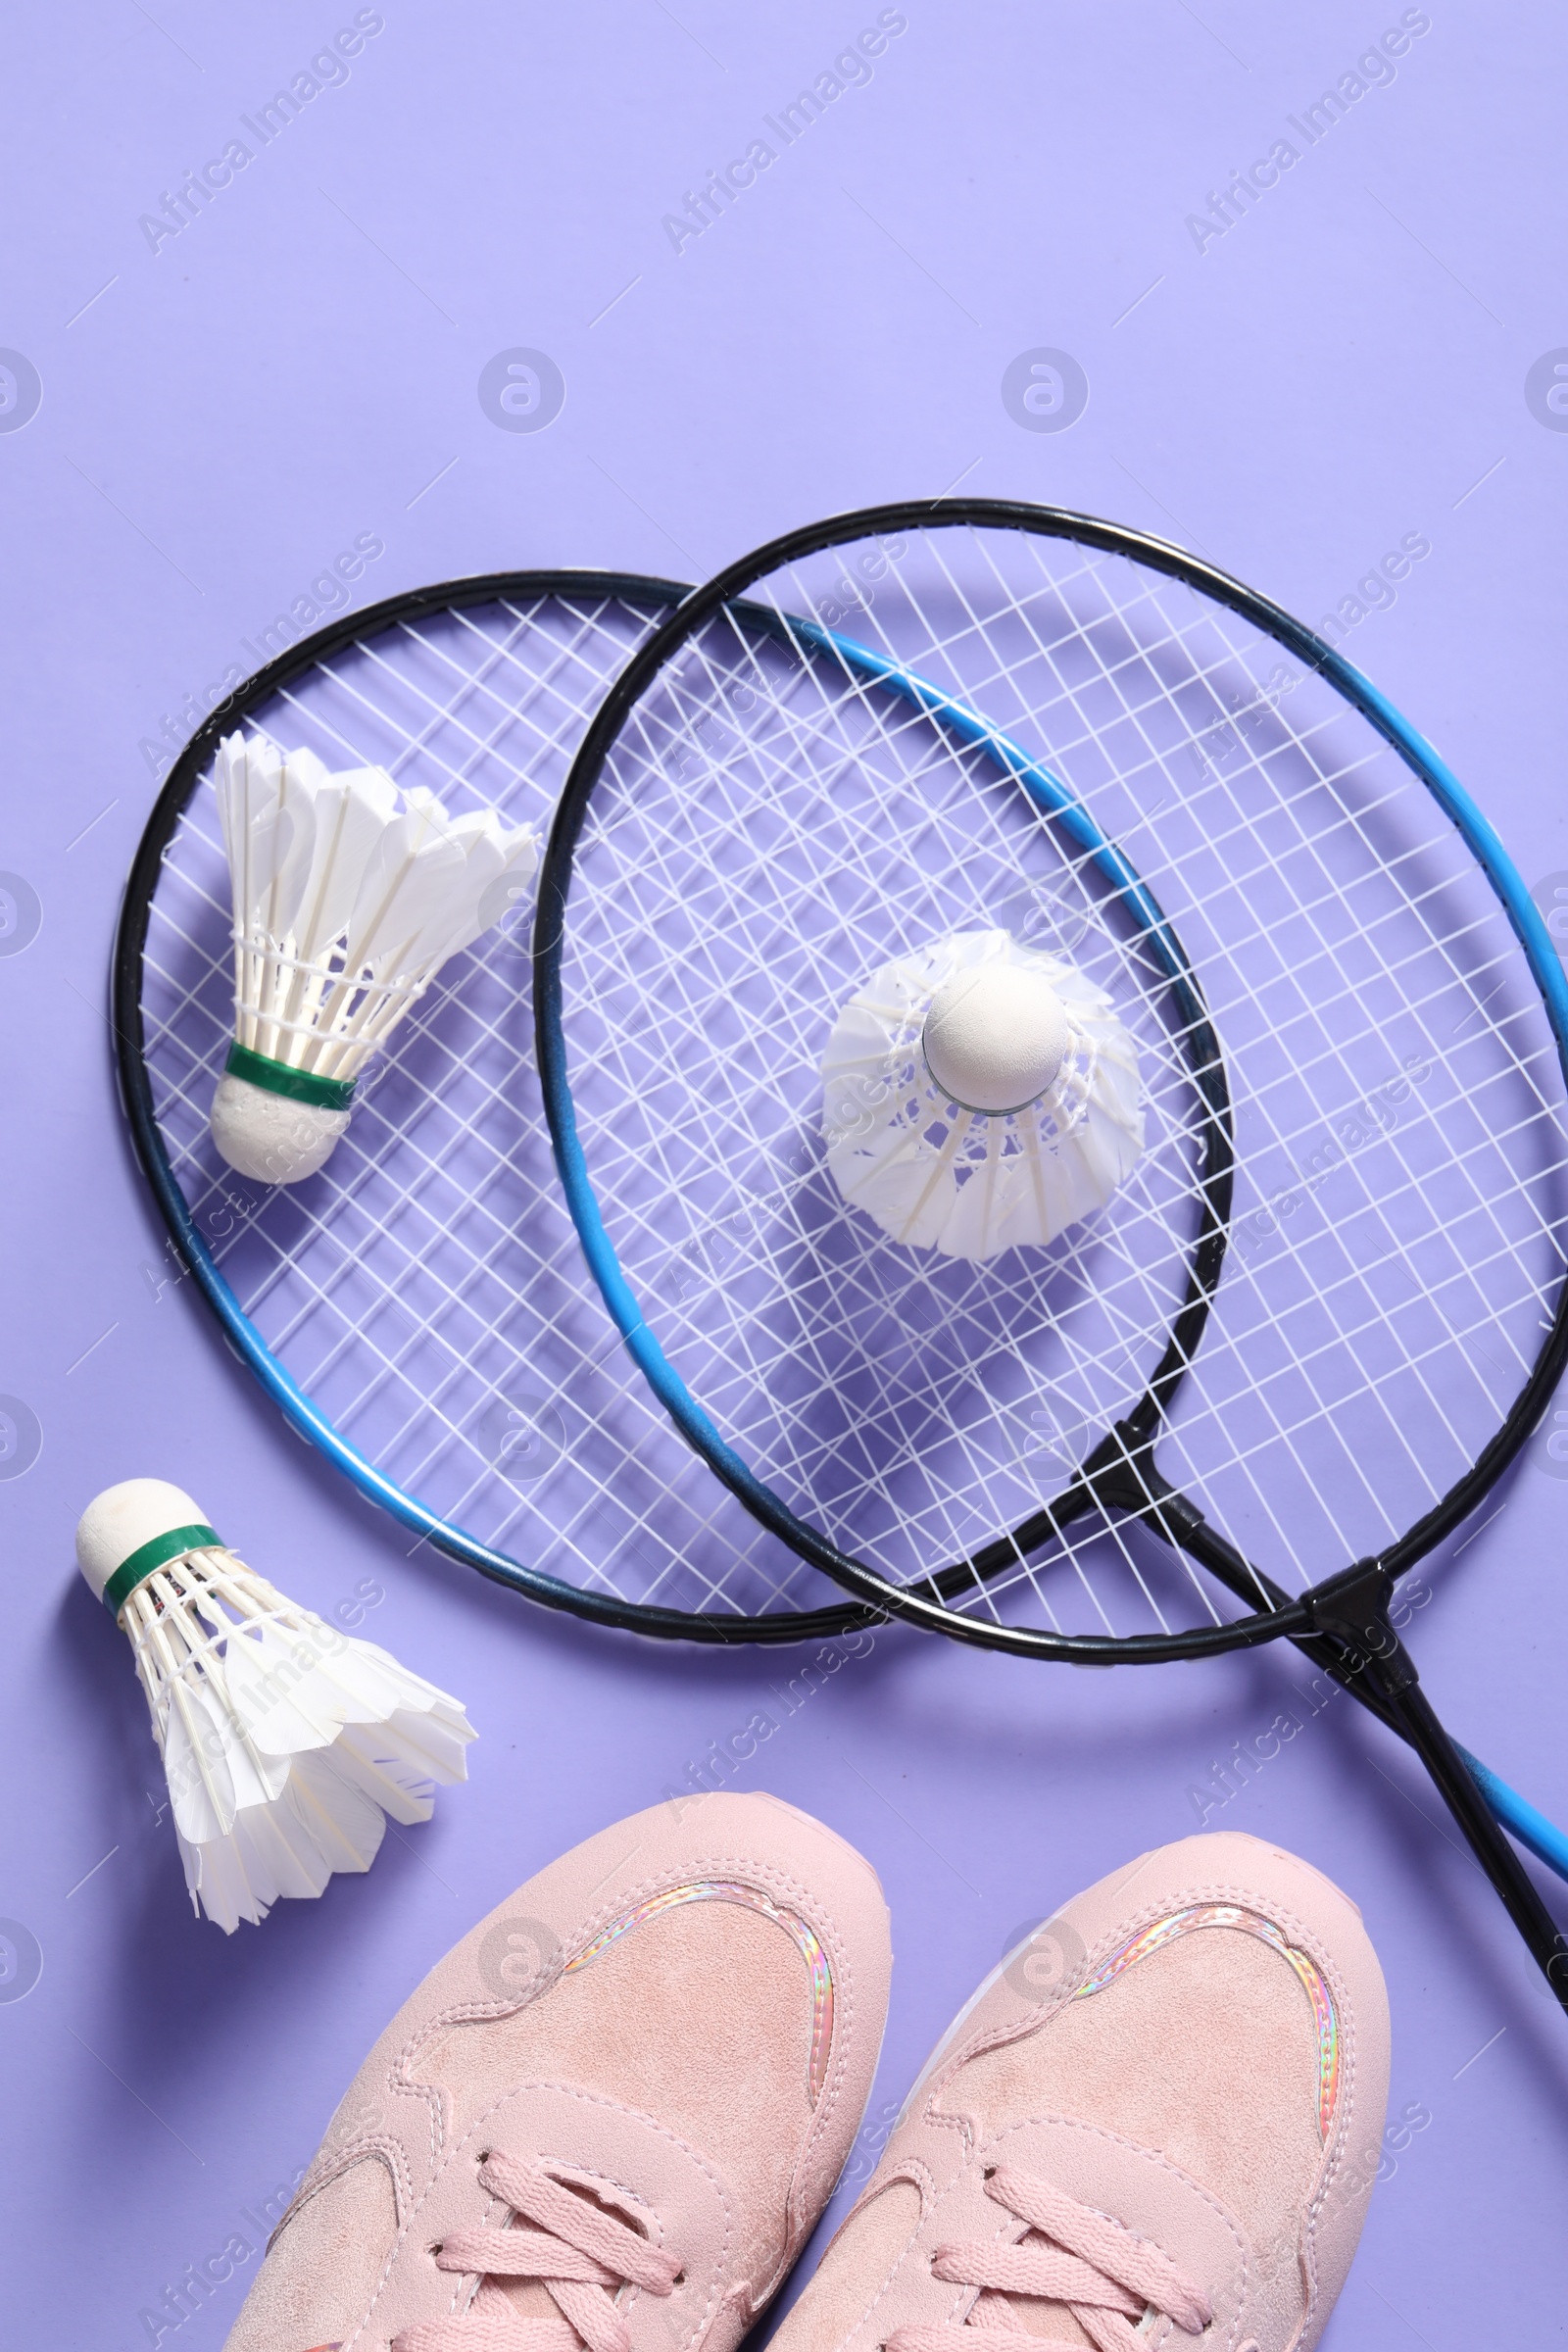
[223,1790,892,2352]
[772,1832,1389,2352]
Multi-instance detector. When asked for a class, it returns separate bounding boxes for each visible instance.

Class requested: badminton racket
[531,502,1568,2005]
[118,568,900,1643]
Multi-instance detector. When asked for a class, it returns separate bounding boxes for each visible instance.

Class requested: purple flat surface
[2,4,1567,2347]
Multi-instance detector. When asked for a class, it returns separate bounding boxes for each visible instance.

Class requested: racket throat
[1071,1424,1259,1592]
[1301,1563,1419,1699]
[1074,1441,1427,1689]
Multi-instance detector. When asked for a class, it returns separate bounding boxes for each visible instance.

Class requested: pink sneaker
[773,1832,1390,2352]
[223,1791,891,2352]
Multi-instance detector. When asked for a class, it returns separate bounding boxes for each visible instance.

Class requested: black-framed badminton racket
[112,561,1568,1925]
[531,502,1568,2008]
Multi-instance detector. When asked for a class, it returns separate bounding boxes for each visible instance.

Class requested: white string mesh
[140,589,840,1620]
[553,526,1568,1636]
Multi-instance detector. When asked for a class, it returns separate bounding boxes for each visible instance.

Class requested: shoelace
[393,2152,683,2352]
[887,2164,1212,2352]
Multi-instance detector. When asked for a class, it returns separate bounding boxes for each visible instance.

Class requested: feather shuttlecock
[821,929,1144,1261]
[210,730,538,1184]
[75,1479,475,1933]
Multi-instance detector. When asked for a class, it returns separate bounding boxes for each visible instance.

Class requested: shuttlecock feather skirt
[119,1544,473,1932]
[210,730,537,1183]
[821,930,1145,1262]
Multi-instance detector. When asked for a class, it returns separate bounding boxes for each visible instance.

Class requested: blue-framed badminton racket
[111,560,1568,1930]
[531,502,1568,2007]
[116,569,900,1642]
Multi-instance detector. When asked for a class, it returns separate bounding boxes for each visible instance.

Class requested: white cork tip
[75,1478,210,1602]
[922,961,1071,1113]
[210,1073,350,1185]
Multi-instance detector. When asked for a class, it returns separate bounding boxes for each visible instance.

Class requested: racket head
[536,503,1568,1661]
[114,569,880,1641]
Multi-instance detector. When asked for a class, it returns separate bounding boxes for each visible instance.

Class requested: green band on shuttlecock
[224,1041,357,1111]
[103,1523,222,1614]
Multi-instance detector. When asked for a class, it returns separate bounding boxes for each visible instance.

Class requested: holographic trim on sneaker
[566,1880,835,2103]
[1074,1903,1340,2137]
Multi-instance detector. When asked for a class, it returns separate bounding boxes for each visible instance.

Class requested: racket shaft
[1390,1681,1568,2011]
[1455,1743,1568,1886]
[1155,1504,1568,1890]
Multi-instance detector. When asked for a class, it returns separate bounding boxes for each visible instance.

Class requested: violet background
[2,4,1567,2346]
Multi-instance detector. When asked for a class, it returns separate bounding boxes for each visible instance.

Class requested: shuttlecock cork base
[77,1478,475,1933]
[822,928,1145,1262]
[209,1053,353,1185]
[212,730,537,1186]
